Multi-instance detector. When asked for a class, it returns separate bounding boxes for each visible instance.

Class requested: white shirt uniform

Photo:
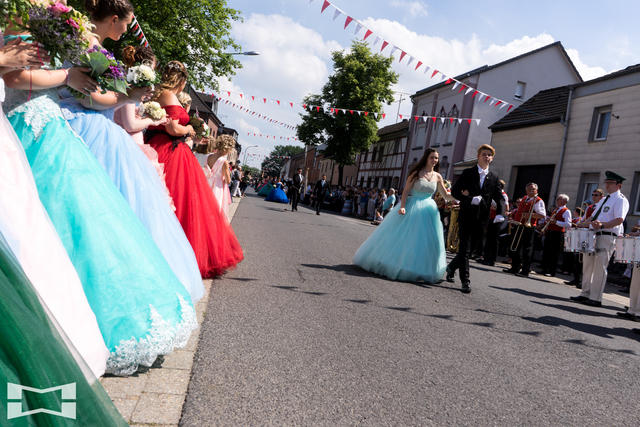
[524,196,546,217]
[477,165,488,187]
[588,190,629,236]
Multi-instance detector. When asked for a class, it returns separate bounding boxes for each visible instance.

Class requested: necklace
[423,170,434,181]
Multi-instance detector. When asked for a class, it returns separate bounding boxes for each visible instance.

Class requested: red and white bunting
[310,1,516,113]
[246,131,299,142]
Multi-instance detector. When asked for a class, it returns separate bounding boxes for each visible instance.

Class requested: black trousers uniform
[541,230,564,276]
[291,189,301,211]
[509,226,535,274]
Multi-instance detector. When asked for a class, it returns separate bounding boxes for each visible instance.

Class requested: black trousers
[316,196,325,214]
[541,230,563,275]
[483,222,501,264]
[509,227,535,273]
[291,189,301,211]
[448,221,485,284]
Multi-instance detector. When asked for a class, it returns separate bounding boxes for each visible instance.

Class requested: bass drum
[615,236,640,264]
[564,228,596,253]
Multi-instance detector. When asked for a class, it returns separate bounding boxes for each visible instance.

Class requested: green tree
[297,41,398,185]
[68,0,242,89]
[261,145,304,177]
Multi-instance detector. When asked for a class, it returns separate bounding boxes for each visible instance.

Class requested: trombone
[540,207,559,234]
[509,202,535,252]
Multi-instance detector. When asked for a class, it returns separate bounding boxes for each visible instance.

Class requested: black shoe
[516,272,530,278]
[564,280,578,286]
[461,283,471,294]
[617,311,639,321]
[632,328,640,335]
[576,283,582,289]
[581,299,602,307]
[479,260,495,266]
[316,212,320,215]
[503,268,518,274]
[445,267,455,283]
[570,295,588,302]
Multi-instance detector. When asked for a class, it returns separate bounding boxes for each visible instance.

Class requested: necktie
[591,195,610,221]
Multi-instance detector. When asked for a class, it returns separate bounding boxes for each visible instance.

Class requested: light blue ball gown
[59,97,204,303]
[265,182,289,203]
[4,84,197,376]
[353,178,446,283]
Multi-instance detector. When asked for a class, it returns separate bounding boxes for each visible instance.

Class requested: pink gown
[210,155,233,217]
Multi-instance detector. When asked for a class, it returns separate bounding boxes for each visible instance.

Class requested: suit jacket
[452,166,503,227]
[314,179,328,198]
[292,174,304,193]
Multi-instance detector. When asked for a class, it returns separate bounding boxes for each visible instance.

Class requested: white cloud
[565,48,607,81]
[390,1,428,17]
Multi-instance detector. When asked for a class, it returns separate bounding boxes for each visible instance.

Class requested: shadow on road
[489,285,620,310]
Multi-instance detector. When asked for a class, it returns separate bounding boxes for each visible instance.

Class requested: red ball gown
[146,105,243,277]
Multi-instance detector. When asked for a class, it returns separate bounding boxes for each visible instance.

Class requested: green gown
[0,233,127,426]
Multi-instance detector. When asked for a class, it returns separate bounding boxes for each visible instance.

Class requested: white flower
[127,64,157,86]
[142,101,166,120]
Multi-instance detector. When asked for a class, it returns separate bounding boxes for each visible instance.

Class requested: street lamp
[229,51,260,56]
[242,145,259,165]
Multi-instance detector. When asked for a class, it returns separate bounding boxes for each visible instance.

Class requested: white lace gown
[0,79,109,377]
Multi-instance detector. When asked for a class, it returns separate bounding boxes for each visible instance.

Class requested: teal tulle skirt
[7,93,196,375]
[353,194,446,282]
[0,232,128,426]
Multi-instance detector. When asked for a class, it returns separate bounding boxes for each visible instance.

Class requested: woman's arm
[80,86,152,111]
[0,39,48,75]
[158,90,195,137]
[399,175,415,215]
[436,173,455,203]
[3,67,98,95]
[222,161,231,184]
[115,103,166,133]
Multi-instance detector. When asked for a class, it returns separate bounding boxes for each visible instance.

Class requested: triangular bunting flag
[466,119,472,125]
[380,41,389,52]
[465,87,473,95]
[507,105,514,112]
[415,61,423,71]
[399,114,403,119]
[484,95,491,103]
[423,66,430,74]
[459,85,467,93]
[457,118,463,124]
[349,110,354,114]
[407,56,414,67]
[276,100,280,105]
[382,113,386,119]
[495,101,502,107]
[364,111,368,116]
[344,16,353,29]
[226,91,231,96]
[414,116,419,122]
[475,119,481,126]
[321,0,331,13]
[399,51,407,62]
[445,78,452,84]
[440,117,445,124]
[354,23,362,35]
[453,82,460,90]
[263,98,267,103]
[303,104,307,109]
[332,8,341,20]
[472,90,479,98]
[431,69,439,78]
[363,29,373,40]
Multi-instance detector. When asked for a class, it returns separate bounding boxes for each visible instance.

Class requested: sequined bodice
[410,178,437,198]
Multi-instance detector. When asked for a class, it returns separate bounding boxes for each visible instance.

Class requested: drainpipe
[550,87,574,203]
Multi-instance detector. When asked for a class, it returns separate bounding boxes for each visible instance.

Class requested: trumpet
[509,202,536,252]
[540,207,559,234]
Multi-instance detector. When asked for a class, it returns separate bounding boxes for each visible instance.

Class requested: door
[511,165,555,205]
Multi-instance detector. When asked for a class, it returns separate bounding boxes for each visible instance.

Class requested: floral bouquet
[126,63,158,88]
[71,46,129,97]
[25,2,93,65]
[189,115,209,137]
[140,101,166,121]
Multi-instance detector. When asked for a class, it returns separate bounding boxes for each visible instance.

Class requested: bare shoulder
[158,90,178,106]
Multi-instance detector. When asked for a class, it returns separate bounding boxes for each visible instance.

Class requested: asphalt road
[180,191,640,426]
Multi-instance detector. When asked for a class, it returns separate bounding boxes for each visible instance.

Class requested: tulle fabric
[6,92,196,375]
[147,105,243,278]
[60,100,203,302]
[353,179,446,282]
[210,154,233,216]
[258,183,275,197]
[0,233,128,426]
[266,183,289,203]
[0,90,108,378]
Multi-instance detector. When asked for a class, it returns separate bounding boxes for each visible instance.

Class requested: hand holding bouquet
[25,2,92,65]
[189,115,210,137]
[71,47,129,98]
[126,64,158,88]
[141,101,167,121]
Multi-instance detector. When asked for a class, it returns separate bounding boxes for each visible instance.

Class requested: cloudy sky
[220,0,637,167]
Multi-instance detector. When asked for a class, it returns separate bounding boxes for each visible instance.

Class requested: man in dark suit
[314,174,329,215]
[446,144,504,293]
[290,168,304,212]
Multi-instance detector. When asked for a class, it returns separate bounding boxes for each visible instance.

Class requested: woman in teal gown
[258,181,275,197]
[3,37,197,375]
[0,231,128,426]
[353,149,454,283]
[59,22,203,302]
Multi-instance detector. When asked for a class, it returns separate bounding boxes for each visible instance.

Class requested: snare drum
[615,236,640,264]
[564,228,596,253]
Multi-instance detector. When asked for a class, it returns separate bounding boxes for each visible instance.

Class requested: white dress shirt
[525,196,546,216]
[590,190,629,235]
[477,165,489,188]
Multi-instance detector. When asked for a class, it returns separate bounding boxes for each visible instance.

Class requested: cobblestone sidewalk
[100,197,243,426]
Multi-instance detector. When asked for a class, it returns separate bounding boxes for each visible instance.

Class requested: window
[589,106,612,141]
[393,139,401,154]
[514,81,526,99]
[440,156,450,178]
[431,107,447,147]
[576,172,600,208]
[444,105,459,146]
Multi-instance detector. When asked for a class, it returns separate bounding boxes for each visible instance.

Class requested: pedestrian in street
[314,174,329,215]
[570,171,629,307]
[382,188,396,217]
[446,144,504,293]
[290,168,304,211]
[230,165,242,198]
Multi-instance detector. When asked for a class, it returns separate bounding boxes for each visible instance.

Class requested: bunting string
[214,95,297,130]
[309,0,516,113]
[246,131,300,142]
[129,15,149,47]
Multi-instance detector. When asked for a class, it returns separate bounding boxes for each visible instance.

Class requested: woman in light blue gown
[60,26,203,302]
[353,149,455,283]
[3,36,197,375]
[265,182,289,203]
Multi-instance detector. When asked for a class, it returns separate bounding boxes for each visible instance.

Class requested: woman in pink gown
[207,135,234,217]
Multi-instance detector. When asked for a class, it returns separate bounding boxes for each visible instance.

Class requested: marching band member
[618,229,640,322]
[570,171,628,307]
[503,183,546,277]
[540,194,572,277]
[564,189,603,287]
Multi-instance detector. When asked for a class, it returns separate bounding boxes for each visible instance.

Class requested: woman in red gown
[145,61,243,277]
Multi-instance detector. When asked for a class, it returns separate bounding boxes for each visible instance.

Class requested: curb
[101,196,243,426]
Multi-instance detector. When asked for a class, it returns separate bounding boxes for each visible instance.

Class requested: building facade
[401,42,583,190]
[490,64,640,227]
[355,120,409,190]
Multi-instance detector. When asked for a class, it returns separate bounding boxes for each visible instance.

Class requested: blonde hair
[153,61,188,101]
[214,135,235,154]
[177,92,191,108]
[477,144,495,156]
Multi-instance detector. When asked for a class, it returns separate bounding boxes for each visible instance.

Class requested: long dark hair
[85,0,134,21]
[407,148,440,182]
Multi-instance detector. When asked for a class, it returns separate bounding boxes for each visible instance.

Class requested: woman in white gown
[0,36,108,377]
[207,135,234,217]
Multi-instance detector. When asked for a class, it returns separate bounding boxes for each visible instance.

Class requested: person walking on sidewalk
[570,171,629,307]
[446,144,504,293]
[290,168,304,211]
[314,175,329,215]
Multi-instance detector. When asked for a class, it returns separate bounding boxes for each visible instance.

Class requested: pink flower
[66,18,79,29]
[50,2,71,16]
